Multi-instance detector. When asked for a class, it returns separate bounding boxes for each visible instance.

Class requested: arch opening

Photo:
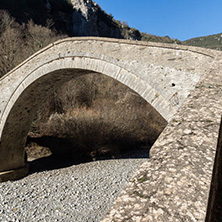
[0,66,167,177]
[26,73,167,169]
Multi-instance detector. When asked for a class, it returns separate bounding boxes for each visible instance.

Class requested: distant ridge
[183,33,222,51]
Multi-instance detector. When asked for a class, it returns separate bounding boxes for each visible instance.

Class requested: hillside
[183,33,222,51]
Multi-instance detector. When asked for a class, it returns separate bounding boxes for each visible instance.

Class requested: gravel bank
[0,149,149,222]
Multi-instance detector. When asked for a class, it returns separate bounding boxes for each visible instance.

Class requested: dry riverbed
[0,147,149,222]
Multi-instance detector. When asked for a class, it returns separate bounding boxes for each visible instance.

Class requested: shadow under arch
[0,56,169,181]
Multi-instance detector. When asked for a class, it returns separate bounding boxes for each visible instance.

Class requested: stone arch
[0,37,216,181]
[0,56,173,137]
[0,56,171,181]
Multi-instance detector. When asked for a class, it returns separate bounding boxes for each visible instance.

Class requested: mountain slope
[183,33,222,51]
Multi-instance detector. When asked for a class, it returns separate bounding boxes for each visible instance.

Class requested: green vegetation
[183,33,222,51]
[141,33,181,44]
[138,175,148,183]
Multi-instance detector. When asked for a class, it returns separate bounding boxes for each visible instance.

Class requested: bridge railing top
[1,37,221,81]
[55,37,220,57]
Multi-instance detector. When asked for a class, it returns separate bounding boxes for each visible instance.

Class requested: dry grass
[27,74,167,159]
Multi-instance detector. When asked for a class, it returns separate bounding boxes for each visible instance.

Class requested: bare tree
[0,10,15,34]
[0,12,24,77]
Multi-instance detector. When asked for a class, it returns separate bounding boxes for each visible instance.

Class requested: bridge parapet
[103,54,222,221]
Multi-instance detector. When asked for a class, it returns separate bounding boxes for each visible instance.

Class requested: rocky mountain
[70,0,123,37]
[65,0,143,39]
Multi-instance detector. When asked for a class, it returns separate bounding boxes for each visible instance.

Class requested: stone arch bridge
[0,37,221,221]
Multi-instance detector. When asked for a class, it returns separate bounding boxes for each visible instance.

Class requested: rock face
[70,0,123,38]
[0,0,142,40]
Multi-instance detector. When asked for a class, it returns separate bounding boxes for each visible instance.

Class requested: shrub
[30,74,167,159]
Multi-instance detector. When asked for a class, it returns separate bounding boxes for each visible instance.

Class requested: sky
[95,0,222,41]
